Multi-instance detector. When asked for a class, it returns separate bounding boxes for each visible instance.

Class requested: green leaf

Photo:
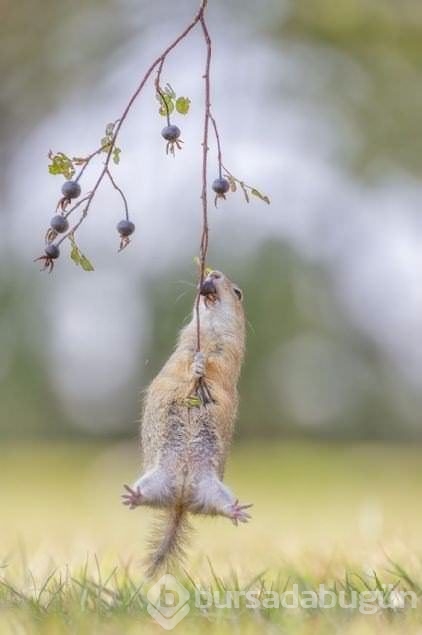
[112,147,121,165]
[157,93,174,117]
[70,242,81,266]
[250,188,270,204]
[48,151,75,179]
[175,97,191,115]
[79,254,95,272]
[69,238,94,271]
[184,396,201,408]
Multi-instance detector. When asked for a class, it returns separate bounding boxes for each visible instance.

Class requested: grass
[2,441,422,633]
[2,556,422,635]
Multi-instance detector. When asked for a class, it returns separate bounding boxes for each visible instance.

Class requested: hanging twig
[191,3,214,405]
[155,60,171,126]
[210,112,223,179]
[105,168,129,221]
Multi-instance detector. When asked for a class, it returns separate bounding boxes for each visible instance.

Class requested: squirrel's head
[198,269,245,329]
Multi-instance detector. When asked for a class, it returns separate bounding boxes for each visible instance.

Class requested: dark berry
[50,215,69,233]
[161,125,181,141]
[117,220,135,237]
[61,180,81,199]
[212,177,230,195]
[45,244,60,259]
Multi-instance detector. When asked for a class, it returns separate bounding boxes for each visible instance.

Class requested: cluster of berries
[43,180,135,265]
[40,126,230,270]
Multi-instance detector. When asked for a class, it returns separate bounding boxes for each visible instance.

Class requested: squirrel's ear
[233,286,243,301]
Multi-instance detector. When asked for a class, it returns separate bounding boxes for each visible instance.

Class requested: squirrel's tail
[144,504,191,579]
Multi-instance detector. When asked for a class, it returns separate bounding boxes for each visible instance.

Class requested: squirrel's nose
[199,275,217,296]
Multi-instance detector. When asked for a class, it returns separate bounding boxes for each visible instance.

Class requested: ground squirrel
[121,269,252,577]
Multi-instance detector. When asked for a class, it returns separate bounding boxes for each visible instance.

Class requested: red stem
[105,168,129,221]
[210,113,223,179]
[155,60,171,127]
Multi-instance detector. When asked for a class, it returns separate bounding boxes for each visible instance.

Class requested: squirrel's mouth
[200,278,217,296]
[199,277,218,304]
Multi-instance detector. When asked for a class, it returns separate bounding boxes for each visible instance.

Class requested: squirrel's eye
[233,287,243,301]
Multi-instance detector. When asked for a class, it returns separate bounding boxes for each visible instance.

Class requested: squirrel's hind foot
[224,499,253,526]
[121,484,144,509]
[121,469,174,510]
[189,474,253,525]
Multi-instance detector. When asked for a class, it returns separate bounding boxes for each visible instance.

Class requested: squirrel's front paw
[191,352,206,378]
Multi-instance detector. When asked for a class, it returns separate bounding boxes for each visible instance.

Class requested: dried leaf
[250,188,270,204]
[223,169,270,205]
[79,254,95,271]
[240,182,250,203]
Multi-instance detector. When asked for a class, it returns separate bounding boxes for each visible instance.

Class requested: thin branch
[105,168,129,221]
[156,58,165,92]
[194,10,212,354]
[74,141,112,183]
[63,195,91,220]
[56,205,89,246]
[210,112,223,179]
[190,4,215,405]
[155,60,171,126]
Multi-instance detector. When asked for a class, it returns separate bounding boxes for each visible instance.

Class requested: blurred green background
[1,0,422,443]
